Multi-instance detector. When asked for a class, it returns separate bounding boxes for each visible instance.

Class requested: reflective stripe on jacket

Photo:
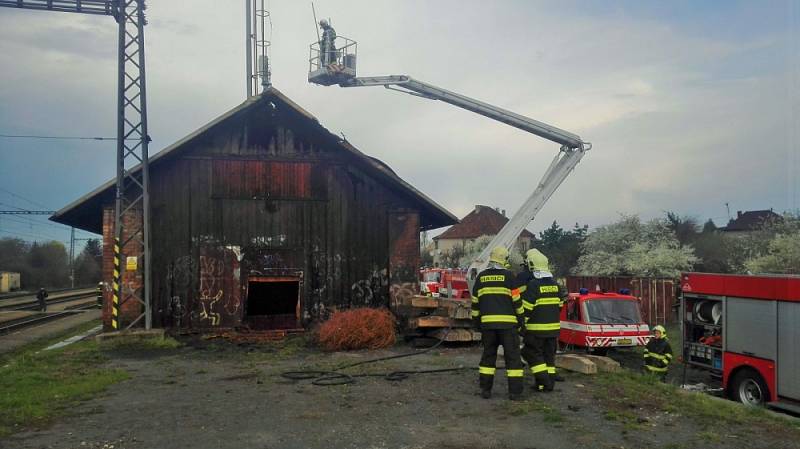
[644,337,673,373]
[522,277,561,337]
[471,267,523,330]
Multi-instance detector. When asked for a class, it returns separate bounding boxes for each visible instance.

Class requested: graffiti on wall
[197,246,242,327]
[350,267,389,305]
[389,282,417,307]
[198,255,224,326]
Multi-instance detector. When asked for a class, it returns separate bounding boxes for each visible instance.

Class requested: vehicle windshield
[584,299,642,324]
[423,272,441,282]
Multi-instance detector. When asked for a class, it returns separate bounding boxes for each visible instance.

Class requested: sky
[0,0,798,247]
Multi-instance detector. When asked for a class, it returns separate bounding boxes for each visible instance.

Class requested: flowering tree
[742,213,800,274]
[458,235,525,271]
[574,215,698,278]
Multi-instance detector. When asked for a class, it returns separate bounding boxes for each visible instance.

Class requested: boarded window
[212,160,313,199]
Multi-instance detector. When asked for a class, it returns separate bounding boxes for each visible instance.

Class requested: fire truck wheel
[730,369,769,406]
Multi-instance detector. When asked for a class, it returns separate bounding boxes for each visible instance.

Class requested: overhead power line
[0,186,50,209]
[0,133,123,141]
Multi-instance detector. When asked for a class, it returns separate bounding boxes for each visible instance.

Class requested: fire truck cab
[559,289,651,354]
[419,269,471,299]
[681,272,800,411]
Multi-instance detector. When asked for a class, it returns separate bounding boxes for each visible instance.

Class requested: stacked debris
[393,296,480,343]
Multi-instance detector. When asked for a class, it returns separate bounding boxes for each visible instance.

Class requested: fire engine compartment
[680,272,800,407]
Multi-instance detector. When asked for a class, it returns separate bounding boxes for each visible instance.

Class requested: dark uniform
[521,276,561,391]
[471,265,525,398]
[320,23,337,65]
[36,288,48,312]
[512,267,532,300]
[643,336,673,381]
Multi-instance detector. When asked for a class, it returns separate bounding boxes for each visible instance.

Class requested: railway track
[0,296,99,335]
[0,289,96,312]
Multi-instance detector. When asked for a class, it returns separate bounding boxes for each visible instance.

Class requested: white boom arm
[337,75,591,287]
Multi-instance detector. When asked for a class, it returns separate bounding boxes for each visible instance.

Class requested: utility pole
[69,227,75,288]
[0,0,152,331]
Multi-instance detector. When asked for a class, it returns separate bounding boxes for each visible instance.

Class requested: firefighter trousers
[478,328,524,396]
[521,334,557,391]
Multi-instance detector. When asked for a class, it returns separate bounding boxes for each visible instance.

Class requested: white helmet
[319,19,329,27]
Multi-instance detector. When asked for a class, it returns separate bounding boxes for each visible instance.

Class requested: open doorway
[245,276,301,330]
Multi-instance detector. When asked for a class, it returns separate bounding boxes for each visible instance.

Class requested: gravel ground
[6,337,799,449]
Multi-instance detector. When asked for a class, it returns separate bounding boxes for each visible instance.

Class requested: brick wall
[102,206,145,330]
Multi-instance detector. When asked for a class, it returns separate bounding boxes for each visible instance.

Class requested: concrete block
[556,354,597,375]
[582,354,622,373]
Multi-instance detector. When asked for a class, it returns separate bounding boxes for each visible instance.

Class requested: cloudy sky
[0,0,798,246]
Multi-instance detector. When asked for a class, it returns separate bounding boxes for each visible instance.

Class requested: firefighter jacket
[513,268,532,299]
[643,337,673,373]
[471,265,524,330]
[522,277,562,337]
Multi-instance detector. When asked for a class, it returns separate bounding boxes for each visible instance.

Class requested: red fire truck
[419,269,471,299]
[559,288,652,355]
[680,272,800,410]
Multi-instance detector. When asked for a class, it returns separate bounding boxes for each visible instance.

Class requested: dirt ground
[7,337,800,449]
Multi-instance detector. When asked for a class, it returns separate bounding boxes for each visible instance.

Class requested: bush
[318,308,396,351]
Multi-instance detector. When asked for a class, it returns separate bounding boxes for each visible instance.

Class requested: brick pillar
[101,206,144,330]
[388,211,421,307]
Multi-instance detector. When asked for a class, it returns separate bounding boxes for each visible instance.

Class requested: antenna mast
[247,0,272,96]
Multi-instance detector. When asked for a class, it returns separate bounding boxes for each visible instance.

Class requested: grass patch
[697,430,721,443]
[99,334,182,352]
[0,339,128,437]
[593,370,800,437]
[0,319,102,364]
[505,399,565,423]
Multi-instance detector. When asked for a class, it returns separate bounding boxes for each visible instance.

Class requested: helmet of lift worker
[319,19,329,27]
[489,246,509,265]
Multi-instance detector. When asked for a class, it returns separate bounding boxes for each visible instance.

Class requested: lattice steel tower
[0,0,152,330]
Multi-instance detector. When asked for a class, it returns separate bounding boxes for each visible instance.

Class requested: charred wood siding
[143,98,420,330]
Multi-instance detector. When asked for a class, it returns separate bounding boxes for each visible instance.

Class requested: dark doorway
[245,276,301,330]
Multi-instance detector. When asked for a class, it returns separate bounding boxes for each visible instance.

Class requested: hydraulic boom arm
[335,75,591,286]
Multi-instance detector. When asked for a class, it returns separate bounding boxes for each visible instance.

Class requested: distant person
[36,287,48,312]
[643,325,673,382]
[319,19,337,65]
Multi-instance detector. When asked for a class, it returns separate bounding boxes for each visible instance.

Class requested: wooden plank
[409,315,453,329]
[397,295,439,308]
[429,328,478,342]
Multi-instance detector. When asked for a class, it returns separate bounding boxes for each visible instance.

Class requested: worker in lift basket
[318,19,337,66]
[471,246,526,401]
[643,325,673,382]
[520,249,563,392]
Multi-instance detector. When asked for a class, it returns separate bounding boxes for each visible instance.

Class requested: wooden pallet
[394,295,480,343]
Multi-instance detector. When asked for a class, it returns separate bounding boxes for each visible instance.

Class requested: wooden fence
[565,276,678,326]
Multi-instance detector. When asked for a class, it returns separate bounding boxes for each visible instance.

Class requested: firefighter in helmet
[520,249,562,392]
[318,19,337,66]
[643,325,673,381]
[471,246,526,400]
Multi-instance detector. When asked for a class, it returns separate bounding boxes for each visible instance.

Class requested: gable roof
[50,87,457,234]
[722,209,783,232]
[433,205,535,240]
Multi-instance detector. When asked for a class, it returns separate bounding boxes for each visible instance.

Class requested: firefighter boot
[553,373,565,382]
[481,389,492,399]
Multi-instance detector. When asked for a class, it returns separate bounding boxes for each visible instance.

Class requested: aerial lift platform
[308,30,591,290]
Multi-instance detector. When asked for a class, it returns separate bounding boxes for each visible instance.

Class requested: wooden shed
[51,88,457,331]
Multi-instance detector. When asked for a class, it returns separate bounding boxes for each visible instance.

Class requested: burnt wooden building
[51,88,457,331]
